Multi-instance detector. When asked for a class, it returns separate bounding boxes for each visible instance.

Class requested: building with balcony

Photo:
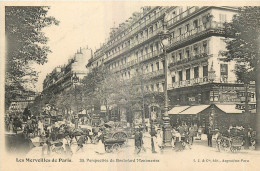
[165,6,256,128]
[87,6,256,128]
[42,47,92,95]
[8,91,37,115]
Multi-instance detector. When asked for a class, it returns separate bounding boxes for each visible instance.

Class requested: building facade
[43,47,92,95]
[87,6,255,128]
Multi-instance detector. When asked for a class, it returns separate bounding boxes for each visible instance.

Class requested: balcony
[167,6,202,28]
[169,76,209,89]
[144,69,164,79]
[168,53,209,68]
[168,21,225,50]
[168,75,241,90]
[104,8,166,53]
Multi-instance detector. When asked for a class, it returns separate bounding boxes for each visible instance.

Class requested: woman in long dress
[95,131,105,154]
[157,129,163,149]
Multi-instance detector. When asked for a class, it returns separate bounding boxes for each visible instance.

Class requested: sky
[32,2,144,92]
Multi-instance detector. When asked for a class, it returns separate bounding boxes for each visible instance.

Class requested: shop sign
[235,104,256,110]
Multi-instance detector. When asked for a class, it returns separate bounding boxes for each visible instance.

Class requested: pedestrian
[215,130,221,152]
[63,135,73,156]
[95,131,105,154]
[134,128,142,154]
[150,127,157,153]
[207,128,213,147]
[189,126,195,145]
[157,128,163,149]
[76,134,85,152]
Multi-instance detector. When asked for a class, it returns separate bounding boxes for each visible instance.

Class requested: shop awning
[215,104,243,114]
[179,105,210,115]
[168,106,190,115]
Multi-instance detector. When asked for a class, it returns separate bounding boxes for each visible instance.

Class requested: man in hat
[150,126,157,153]
[207,128,213,147]
[134,128,142,154]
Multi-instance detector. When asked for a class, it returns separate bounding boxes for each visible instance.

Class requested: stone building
[87,6,256,128]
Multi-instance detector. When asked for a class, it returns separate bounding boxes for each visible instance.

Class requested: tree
[220,7,260,149]
[5,6,59,110]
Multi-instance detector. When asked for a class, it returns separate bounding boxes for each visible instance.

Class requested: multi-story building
[165,6,256,128]
[43,47,92,94]
[8,91,37,115]
[87,6,256,128]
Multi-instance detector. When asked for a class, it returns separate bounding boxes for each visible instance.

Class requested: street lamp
[72,73,79,128]
[159,21,172,148]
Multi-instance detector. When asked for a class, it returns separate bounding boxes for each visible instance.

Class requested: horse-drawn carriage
[102,121,130,152]
[218,127,244,153]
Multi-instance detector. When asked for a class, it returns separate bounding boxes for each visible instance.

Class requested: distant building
[8,91,38,115]
[42,47,92,94]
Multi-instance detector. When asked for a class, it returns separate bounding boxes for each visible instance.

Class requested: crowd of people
[5,113,258,156]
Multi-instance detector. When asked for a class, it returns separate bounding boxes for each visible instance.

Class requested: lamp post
[159,21,172,148]
[72,73,79,128]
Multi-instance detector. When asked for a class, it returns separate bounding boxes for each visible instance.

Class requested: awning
[168,106,190,115]
[179,105,210,115]
[215,104,243,114]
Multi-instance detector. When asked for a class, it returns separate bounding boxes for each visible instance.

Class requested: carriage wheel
[105,146,112,153]
[112,143,120,152]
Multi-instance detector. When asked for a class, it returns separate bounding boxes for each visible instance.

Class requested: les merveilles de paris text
[16,158,160,163]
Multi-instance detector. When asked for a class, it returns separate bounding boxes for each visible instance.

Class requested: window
[156,83,159,92]
[146,65,148,72]
[155,42,159,51]
[171,53,175,62]
[194,66,199,78]
[203,65,208,77]
[186,69,190,80]
[193,19,198,29]
[156,62,160,70]
[172,31,175,38]
[203,41,207,53]
[179,28,182,35]
[172,76,175,83]
[194,46,198,55]
[185,24,190,32]
[179,52,182,60]
[186,49,190,58]
[179,71,183,81]
[220,64,228,76]
[151,64,154,72]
